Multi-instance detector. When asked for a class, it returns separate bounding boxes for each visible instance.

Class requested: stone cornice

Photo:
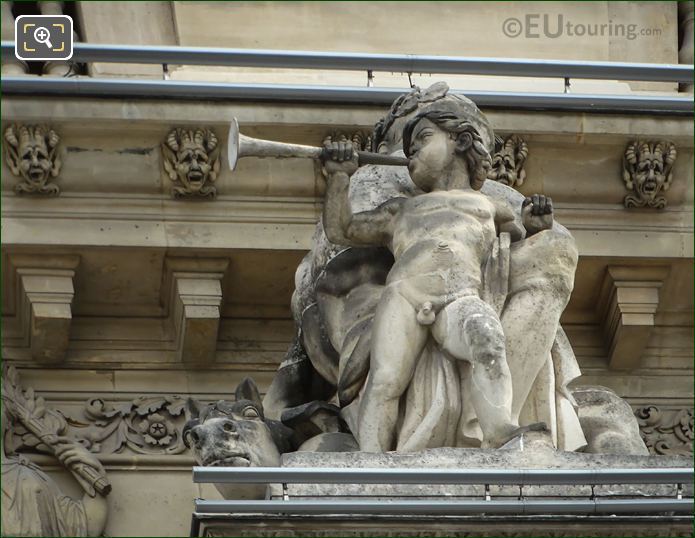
[4,97,694,143]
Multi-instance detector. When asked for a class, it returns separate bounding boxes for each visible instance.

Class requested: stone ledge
[275,446,693,500]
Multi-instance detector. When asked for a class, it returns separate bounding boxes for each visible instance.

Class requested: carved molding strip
[634,405,694,456]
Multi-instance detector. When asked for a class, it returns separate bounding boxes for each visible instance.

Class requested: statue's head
[372,82,494,157]
[161,128,221,198]
[623,141,677,208]
[402,97,492,191]
[3,124,61,194]
[489,134,528,187]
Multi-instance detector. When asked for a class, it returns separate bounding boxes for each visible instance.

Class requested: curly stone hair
[402,109,491,190]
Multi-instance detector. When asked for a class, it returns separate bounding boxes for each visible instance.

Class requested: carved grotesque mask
[162,128,221,198]
[488,134,528,188]
[623,141,677,209]
[3,124,61,195]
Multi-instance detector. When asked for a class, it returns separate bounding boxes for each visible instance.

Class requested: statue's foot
[496,422,550,451]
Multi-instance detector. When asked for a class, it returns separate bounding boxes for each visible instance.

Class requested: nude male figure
[322,101,553,451]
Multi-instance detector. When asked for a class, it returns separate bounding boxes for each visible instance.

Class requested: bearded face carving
[3,124,61,195]
[622,141,677,209]
[488,134,528,188]
[161,128,221,199]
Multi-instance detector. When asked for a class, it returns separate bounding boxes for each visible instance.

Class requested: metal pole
[2,77,692,115]
[193,466,695,485]
[194,498,694,515]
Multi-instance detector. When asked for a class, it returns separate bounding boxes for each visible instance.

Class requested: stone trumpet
[227,118,409,171]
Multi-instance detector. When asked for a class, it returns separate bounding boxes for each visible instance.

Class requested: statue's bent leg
[358,286,427,452]
[504,229,579,422]
[433,295,518,448]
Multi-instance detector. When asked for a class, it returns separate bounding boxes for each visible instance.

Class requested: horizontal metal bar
[2,77,692,115]
[1,41,692,83]
[193,466,694,485]
[195,498,694,516]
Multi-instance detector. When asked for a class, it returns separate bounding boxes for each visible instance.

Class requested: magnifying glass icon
[33,26,53,49]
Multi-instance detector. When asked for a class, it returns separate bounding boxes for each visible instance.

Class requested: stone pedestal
[197,445,692,537]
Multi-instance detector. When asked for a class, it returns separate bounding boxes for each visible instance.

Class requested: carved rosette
[68,395,191,455]
[622,140,677,209]
[634,405,694,456]
[488,134,528,188]
[161,127,221,199]
[3,123,62,195]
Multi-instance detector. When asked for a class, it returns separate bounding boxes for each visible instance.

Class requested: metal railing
[190,465,694,535]
[2,41,692,83]
[1,41,693,114]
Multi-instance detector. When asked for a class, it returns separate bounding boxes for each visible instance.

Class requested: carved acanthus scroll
[634,405,693,456]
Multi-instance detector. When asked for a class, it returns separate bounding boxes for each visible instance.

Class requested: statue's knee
[463,315,505,363]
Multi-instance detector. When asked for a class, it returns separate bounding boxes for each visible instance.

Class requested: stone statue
[1,367,110,537]
[263,82,646,457]
[3,124,62,195]
[321,96,558,451]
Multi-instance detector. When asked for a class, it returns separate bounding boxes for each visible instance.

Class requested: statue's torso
[386,189,497,302]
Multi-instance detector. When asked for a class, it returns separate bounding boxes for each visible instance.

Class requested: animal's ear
[235,377,262,406]
[186,397,206,419]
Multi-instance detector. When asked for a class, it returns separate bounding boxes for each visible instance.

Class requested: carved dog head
[3,124,61,195]
[489,134,528,187]
[623,140,677,209]
[161,128,220,198]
